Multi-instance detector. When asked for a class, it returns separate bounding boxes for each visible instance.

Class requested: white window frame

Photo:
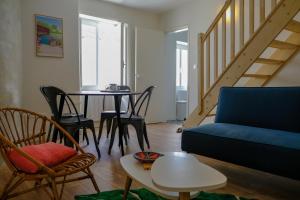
[79,15,128,91]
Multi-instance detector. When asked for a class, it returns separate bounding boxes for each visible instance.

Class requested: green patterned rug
[75,188,253,200]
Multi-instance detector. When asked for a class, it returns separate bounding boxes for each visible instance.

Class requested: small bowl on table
[134,152,164,170]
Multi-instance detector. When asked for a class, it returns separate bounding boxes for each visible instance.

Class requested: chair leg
[97,118,105,144]
[0,173,17,199]
[74,129,80,145]
[47,124,53,142]
[108,119,118,155]
[52,128,59,142]
[123,125,128,146]
[126,126,130,139]
[50,178,59,200]
[87,168,100,193]
[64,127,77,148]
[106,118,112,138]
[83,128,89,145]
[143,123,150,149]
[90,125,101,159]
[132,122,144,151]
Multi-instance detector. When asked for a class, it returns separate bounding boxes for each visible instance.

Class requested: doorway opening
[176,38,188,121]
[166,28,189,122]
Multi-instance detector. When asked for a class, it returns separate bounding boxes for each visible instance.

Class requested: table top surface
[66,90,141,96]
[151,152,227,192]
[120,152,225,199]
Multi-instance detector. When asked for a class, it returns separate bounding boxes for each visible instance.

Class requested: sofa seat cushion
[184,123,300,150]
[8,142,77,173]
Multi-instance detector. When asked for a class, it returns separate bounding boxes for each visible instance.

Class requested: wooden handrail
[203,0,232,41]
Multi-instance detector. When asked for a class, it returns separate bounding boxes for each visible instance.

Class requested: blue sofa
[181,87,300,180]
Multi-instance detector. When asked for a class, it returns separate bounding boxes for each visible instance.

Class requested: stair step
[285,20,300,33]
[243,74,271,78]
[269,40,299,49]
[207,113,216,117]
[255,58,284,65]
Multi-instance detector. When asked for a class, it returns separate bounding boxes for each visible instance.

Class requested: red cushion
[7,142,77,173]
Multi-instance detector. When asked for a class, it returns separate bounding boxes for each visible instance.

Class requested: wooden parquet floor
[0,123,299,200]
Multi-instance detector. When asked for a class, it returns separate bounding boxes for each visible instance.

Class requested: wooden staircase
[184,0,300,128]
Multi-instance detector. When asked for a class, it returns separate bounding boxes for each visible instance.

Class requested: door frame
[166,25,190,120]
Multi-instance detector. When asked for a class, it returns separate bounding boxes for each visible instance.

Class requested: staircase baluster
[230,0,235,60]
[214,26,219,80]
[260,0,266,24]
[206,35,211,91]
[240,0,244,49]
[271,0,276,9]
[249,0,255,36]
[222,13,226,70]
[199,33,205,112]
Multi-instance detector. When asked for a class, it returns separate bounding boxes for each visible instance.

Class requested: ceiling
[101,0,194,13]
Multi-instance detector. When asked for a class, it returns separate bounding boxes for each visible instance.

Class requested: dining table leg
[114,95,125,155]
[83,95,89,144]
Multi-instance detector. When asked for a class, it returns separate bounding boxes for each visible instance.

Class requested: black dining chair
[40,86,90,144]
[109,86,155,154]
[97,85,131,143]
[40,86,101,158]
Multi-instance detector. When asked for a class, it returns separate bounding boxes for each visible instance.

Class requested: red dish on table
[133,152,164,163]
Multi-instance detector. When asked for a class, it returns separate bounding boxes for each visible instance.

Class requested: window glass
[81,21,97,87]
[176,41,188,90]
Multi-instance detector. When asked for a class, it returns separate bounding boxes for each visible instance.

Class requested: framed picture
[35,14,64,58]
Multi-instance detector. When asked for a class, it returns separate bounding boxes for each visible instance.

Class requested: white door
[135,27,167,123]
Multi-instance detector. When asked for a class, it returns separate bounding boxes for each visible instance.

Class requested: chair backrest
[0,108,50,148]
[0,107,83,174]
[40,86,79,121]
[132,86,155,118]
[0,108,50,172]
[40,86,64,119]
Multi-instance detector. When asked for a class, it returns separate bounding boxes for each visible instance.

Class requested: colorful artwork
[35,15,63,57]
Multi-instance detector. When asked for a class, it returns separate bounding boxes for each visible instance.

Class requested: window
[176,41,188,90]
[81,19,98,89]
[80,15,127,90]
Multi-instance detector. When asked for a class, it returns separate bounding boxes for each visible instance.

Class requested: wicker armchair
[0,108,100,200]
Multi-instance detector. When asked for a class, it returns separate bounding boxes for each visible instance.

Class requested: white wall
[79,0,160,30]
[0,0,23,166]
[165,31,188,120]
[160,0,226,114]
[0,0,23,107]
[21,0,80,115]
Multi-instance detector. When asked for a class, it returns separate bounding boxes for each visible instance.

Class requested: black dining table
[65,90,141,155]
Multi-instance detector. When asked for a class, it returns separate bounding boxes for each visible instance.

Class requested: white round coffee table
[120,152,227,200]
[151,152,227,200]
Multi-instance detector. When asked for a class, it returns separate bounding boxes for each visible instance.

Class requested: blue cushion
[185,123,300,150]
[215,87,300,132]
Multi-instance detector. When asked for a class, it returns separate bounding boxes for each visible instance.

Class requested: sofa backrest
[215,87,300,133]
